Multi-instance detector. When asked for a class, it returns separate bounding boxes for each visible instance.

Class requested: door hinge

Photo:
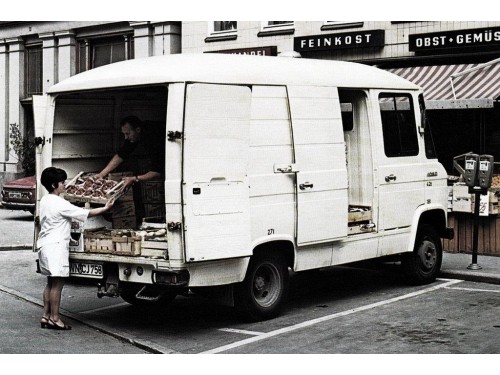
[167,131,183,141]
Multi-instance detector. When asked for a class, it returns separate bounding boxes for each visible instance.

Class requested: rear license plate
[9,192,21,199]
[69,262,103,278]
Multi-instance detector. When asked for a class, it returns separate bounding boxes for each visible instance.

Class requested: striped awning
[388,61,500,102]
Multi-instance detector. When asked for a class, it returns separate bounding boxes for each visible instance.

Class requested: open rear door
[183,84,252,262]
[32,95,52,248]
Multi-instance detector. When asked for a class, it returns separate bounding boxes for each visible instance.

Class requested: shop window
[25,45,43,96]
[379,93,419,157]
[77,35,133,73]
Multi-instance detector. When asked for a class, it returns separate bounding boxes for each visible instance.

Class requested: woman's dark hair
[120,116,142,130]
[41,167,67,193]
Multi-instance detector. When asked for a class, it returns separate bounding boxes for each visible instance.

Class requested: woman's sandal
[47,318,72,330]
[40,317,49,329]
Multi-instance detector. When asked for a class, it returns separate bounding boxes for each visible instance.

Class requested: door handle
[299,182,314,190]
[385,174,397,182]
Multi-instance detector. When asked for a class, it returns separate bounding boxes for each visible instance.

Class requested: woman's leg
[42,277,52,319]
[48,277,66,323]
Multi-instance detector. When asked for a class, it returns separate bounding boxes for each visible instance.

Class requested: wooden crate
[113,237,141,256]
[142,181,165,203]
[144,203,165,218]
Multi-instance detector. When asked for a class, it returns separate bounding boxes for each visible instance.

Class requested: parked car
[0,175,36,215]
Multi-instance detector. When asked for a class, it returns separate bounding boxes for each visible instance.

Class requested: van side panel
[288,86,348,245]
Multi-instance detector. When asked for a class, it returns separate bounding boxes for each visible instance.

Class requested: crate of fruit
[62,171,126,205]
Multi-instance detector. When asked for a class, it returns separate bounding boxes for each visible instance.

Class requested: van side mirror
[418,94,426,134]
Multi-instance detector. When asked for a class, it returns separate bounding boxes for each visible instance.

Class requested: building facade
[182,21,500,173]
[0,21,181,185]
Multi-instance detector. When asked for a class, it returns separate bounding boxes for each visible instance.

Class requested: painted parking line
[445,286,500,293]
[202,279,463,354]
[219,328,264,336]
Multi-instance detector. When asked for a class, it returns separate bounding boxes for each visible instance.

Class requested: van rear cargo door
[32,94,53,248]
[183,84,252,262]
[288,86,349,245]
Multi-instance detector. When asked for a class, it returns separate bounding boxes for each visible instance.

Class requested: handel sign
[294,30,384,52]
[409,27,500,52]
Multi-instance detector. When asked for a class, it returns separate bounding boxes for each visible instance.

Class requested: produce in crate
[63,172,125,204]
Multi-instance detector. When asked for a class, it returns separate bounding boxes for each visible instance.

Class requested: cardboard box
[452,184,472,213]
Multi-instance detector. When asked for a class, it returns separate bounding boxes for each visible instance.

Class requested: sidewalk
[440,252,500,284]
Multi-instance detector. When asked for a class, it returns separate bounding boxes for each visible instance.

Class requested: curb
[439,270,500,285]
[0,245,33,251]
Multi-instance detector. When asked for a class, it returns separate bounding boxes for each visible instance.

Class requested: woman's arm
[88,198,115,217]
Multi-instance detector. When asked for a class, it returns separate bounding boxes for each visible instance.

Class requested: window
[212,21,237,33]
[25,45,43,96]
[77,35,133,73]
[258,21,294,37]
[379,93,419,157]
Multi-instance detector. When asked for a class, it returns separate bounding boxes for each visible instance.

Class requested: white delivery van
[33,54,453,320]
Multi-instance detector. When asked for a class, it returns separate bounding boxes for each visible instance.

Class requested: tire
[402,225,442,285]
[120,283,177,307]
[235,254,289,321]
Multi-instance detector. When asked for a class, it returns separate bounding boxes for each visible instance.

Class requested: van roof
[48,53,419,94]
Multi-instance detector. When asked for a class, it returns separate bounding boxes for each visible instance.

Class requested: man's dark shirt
[117,136,165,177]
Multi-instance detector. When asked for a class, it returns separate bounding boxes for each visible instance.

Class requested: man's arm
[122,171,161,188]
[97,154,124,179]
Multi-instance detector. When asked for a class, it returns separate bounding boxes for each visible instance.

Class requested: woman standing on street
[37,167,114,330]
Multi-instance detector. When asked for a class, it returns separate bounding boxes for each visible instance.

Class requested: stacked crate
[141,181,166,219]
[108,172,137,229]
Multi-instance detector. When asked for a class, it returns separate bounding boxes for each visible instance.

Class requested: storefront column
[130,22,152,58]
[151,22,181,55]
[55,31,76,82]
[39,32,57,94]
[0,41,7,167]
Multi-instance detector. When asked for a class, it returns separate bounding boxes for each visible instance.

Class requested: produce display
[491,175,500,189]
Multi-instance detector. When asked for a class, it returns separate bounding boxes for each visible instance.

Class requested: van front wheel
[402,225,442,285]
[235,254,289,321]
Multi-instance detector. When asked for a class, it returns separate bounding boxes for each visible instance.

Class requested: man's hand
[123,176,136,188]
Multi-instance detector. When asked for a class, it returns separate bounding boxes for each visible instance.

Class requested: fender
[251,234,296,253]
[406,203,448,253]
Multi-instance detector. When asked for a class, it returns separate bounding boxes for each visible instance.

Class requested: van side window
[379,94,419,157]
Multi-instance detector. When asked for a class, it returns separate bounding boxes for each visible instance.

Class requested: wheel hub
[418,240,436,271]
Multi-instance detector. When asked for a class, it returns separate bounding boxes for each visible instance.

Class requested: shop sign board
[409,27,500,52]
[208,46,278,56]
[294,30,384,52]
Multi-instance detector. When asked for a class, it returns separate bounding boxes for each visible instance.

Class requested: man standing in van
[96,116,165,225]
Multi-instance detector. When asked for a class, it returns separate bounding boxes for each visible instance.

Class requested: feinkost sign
[294,30,384,52]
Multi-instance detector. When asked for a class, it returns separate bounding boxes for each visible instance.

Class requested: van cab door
[182,84,252,262]
[374,92,425,232]
[288,86,348,245]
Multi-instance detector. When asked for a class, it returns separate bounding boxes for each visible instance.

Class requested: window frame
[378,92,420,158]
[209,21,238,36]
[76,34,134,74]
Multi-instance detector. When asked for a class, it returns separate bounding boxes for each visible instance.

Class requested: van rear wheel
[402,225,442,285]
[235,254,289,321]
